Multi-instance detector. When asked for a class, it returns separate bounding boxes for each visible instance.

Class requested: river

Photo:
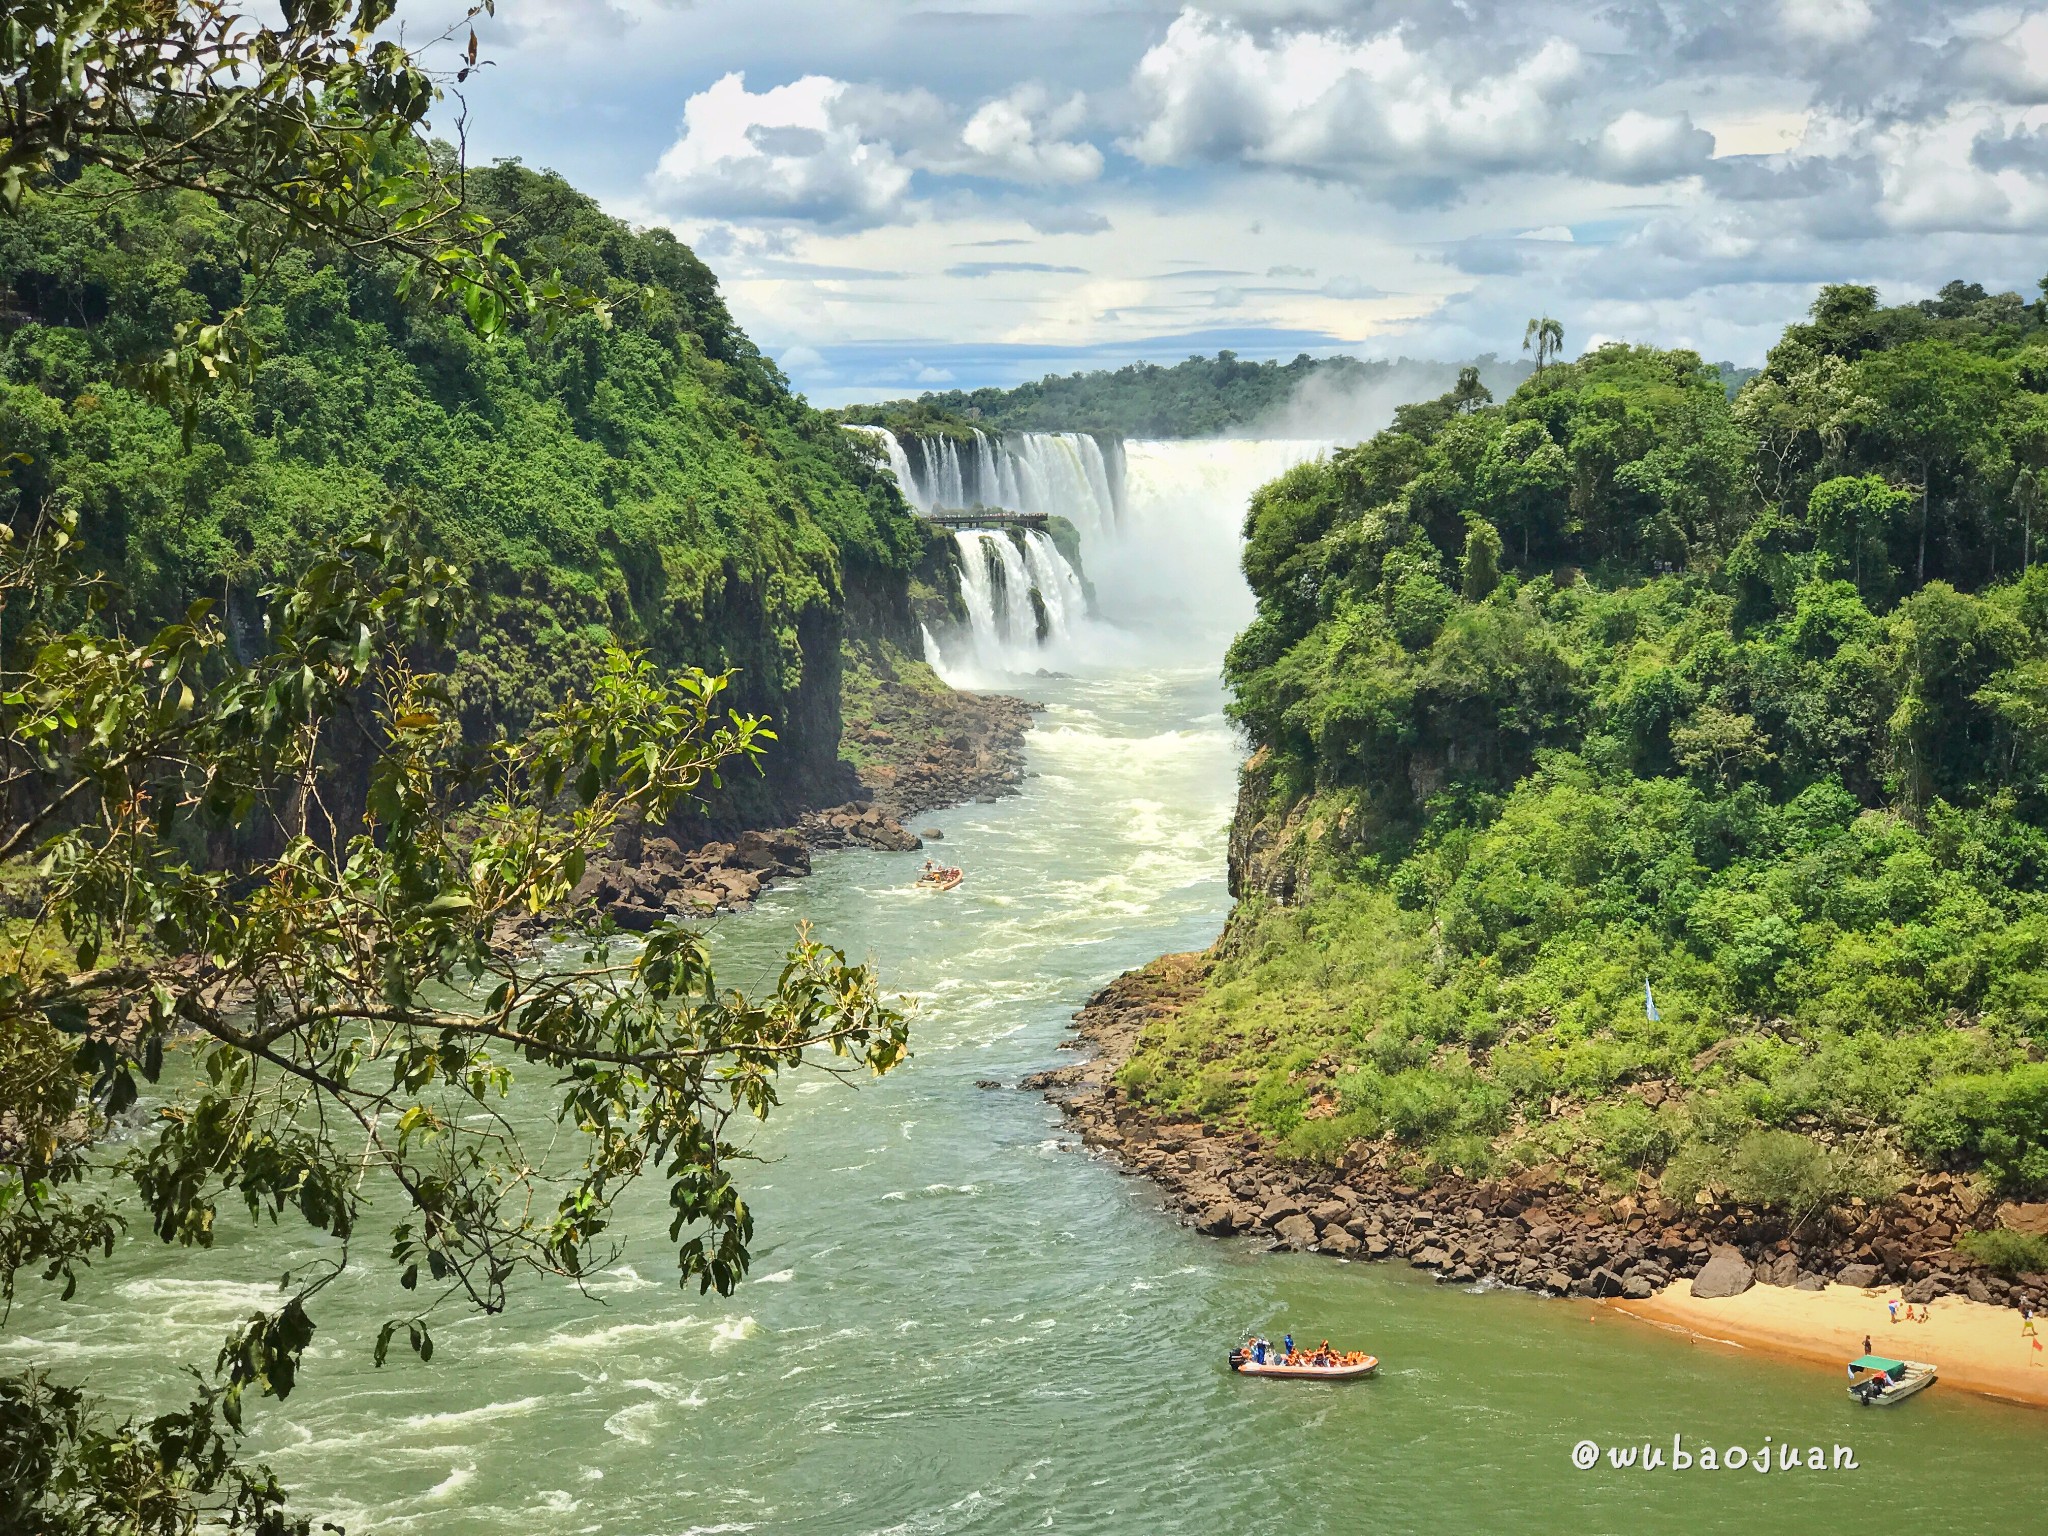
[7,442,2045,1534]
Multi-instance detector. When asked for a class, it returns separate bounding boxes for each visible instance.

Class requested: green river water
[7,446,2046,1533]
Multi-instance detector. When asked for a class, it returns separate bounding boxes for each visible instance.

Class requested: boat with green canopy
[1846,1354,1937,1405]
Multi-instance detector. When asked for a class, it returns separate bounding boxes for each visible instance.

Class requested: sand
[1613,1281,2048,1409]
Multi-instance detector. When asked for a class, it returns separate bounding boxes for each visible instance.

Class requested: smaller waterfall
[948,527,1089,674]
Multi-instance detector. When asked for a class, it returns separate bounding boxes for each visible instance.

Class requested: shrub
[1956,1227,2048,1277]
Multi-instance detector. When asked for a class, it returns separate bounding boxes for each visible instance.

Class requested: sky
[414,0,2048,404]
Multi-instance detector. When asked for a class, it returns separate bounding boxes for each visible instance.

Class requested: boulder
[1260,1195,1304,1227]
[1273,1213,1318,1250]
[1689,1245,1756,1300]
[1194,1203,1242,1237]
[1759,1252,1800,1288]
[1622,1275,1656,1301]
[1997,1201,2048,1236]
[1364,1237,1392,1260]
[1413,1245,1450,1269]
[1587,1267,1628,1298]
[1793,1272,1827,1292]
[1320,1226,1361,1257]
[1540,1269,1572,1294]
[1902,1277,1941,1305]
[1835,1262,1883,1289]
[1966,1277,1994,1304]
[1309,1199,1351,1228]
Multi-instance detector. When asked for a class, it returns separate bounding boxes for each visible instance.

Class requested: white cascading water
[853,424,1328,680]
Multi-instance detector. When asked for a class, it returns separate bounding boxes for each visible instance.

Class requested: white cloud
[647,74,1103,230]
[1592,110,1715,183]
[1125,11,1584,196]
[1779,0,1875,47]
[957,87,1104,184]
[648,73,913,229]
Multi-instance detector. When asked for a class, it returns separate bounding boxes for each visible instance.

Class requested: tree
[2,1,585,433]
[1852,340,2012,586]
[0,5,888,1527]
[1523,316,1565,373]
[0,508,909,1529]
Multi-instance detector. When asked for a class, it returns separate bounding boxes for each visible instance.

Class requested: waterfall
[848,421,1330,679]
[948,528,1090,672]
[852,425,1121,534]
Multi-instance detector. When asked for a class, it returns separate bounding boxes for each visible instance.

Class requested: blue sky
[424,1,2048,403]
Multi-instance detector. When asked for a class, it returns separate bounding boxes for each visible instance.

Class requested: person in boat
[1283,1333,1294,1357]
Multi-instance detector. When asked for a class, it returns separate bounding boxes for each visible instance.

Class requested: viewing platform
[923,510,1050,531]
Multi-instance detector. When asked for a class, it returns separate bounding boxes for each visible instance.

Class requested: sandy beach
[1614,1281,2048,1410]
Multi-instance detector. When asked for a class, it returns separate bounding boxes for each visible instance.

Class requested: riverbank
[577,660,1038,924]
[1614,1282,2048,1410]
[1032,952,2046,1335]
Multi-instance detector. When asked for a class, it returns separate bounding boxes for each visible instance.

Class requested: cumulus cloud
[1125,11,1584,196]
[648,73,913,228]
[1591,110,1715,183]
[647,74,1103,229]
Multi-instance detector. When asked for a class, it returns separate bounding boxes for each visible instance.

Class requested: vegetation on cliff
[1123,282,2048,1212]
[0,158,931,820]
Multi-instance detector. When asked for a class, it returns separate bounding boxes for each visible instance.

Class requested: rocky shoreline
[1028,954,2046,1315]
[575,685,1039,924]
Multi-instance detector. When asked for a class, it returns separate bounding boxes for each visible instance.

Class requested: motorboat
[1846,1354,1936,1405]
[915,864,963,892]
[1230,1344,1377,1380]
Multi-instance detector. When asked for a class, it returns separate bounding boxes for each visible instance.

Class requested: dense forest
[0,160,937,823]
[840,349,1757,441]
[1119,281,2048,1221]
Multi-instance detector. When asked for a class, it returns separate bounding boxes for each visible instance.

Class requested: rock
[1259,1195,1303,1227]
[1759,1252,1800,1288]
[1835,1262,1882,1289]
[1690,1244,1756,1300]
[1195,1203,1243,1237]
[1966,1277,1994,1304]
[1364,1237,1392,1260]
[1794,1272,1827,1292]
[974,1079,1002,1090]
[1996,1201,2048,1236]
[1309,1199,1350,1227]
[1902,1277,1940,1305]
[1273,1213,1319,1250]
[919,828,944,840]
[1622,1276,1656,1300]
[1320,1226,1361,1257]
[1540,1269,1572,1294]
[1414,1246,1450,1269]
[1587,1267,1627,1298]
[1446,1263,1477,1284]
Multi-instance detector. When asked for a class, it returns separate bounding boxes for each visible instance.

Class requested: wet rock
[1540,1269,1572,1294]
[1195,1203,1244,1237]
[1273,1213,1318,1250]
[1690,1245,1756,1299]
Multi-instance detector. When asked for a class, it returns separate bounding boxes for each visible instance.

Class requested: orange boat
[1230,1343,1377,1380]
[915,863,963,892]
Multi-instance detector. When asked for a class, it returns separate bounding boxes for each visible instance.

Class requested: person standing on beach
[1864,1335,1872,1356]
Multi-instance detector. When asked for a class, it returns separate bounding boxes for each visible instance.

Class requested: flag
[1645,979,1660,1022]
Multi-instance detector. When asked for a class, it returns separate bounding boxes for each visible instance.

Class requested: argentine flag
[1644,978,1661,1022]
